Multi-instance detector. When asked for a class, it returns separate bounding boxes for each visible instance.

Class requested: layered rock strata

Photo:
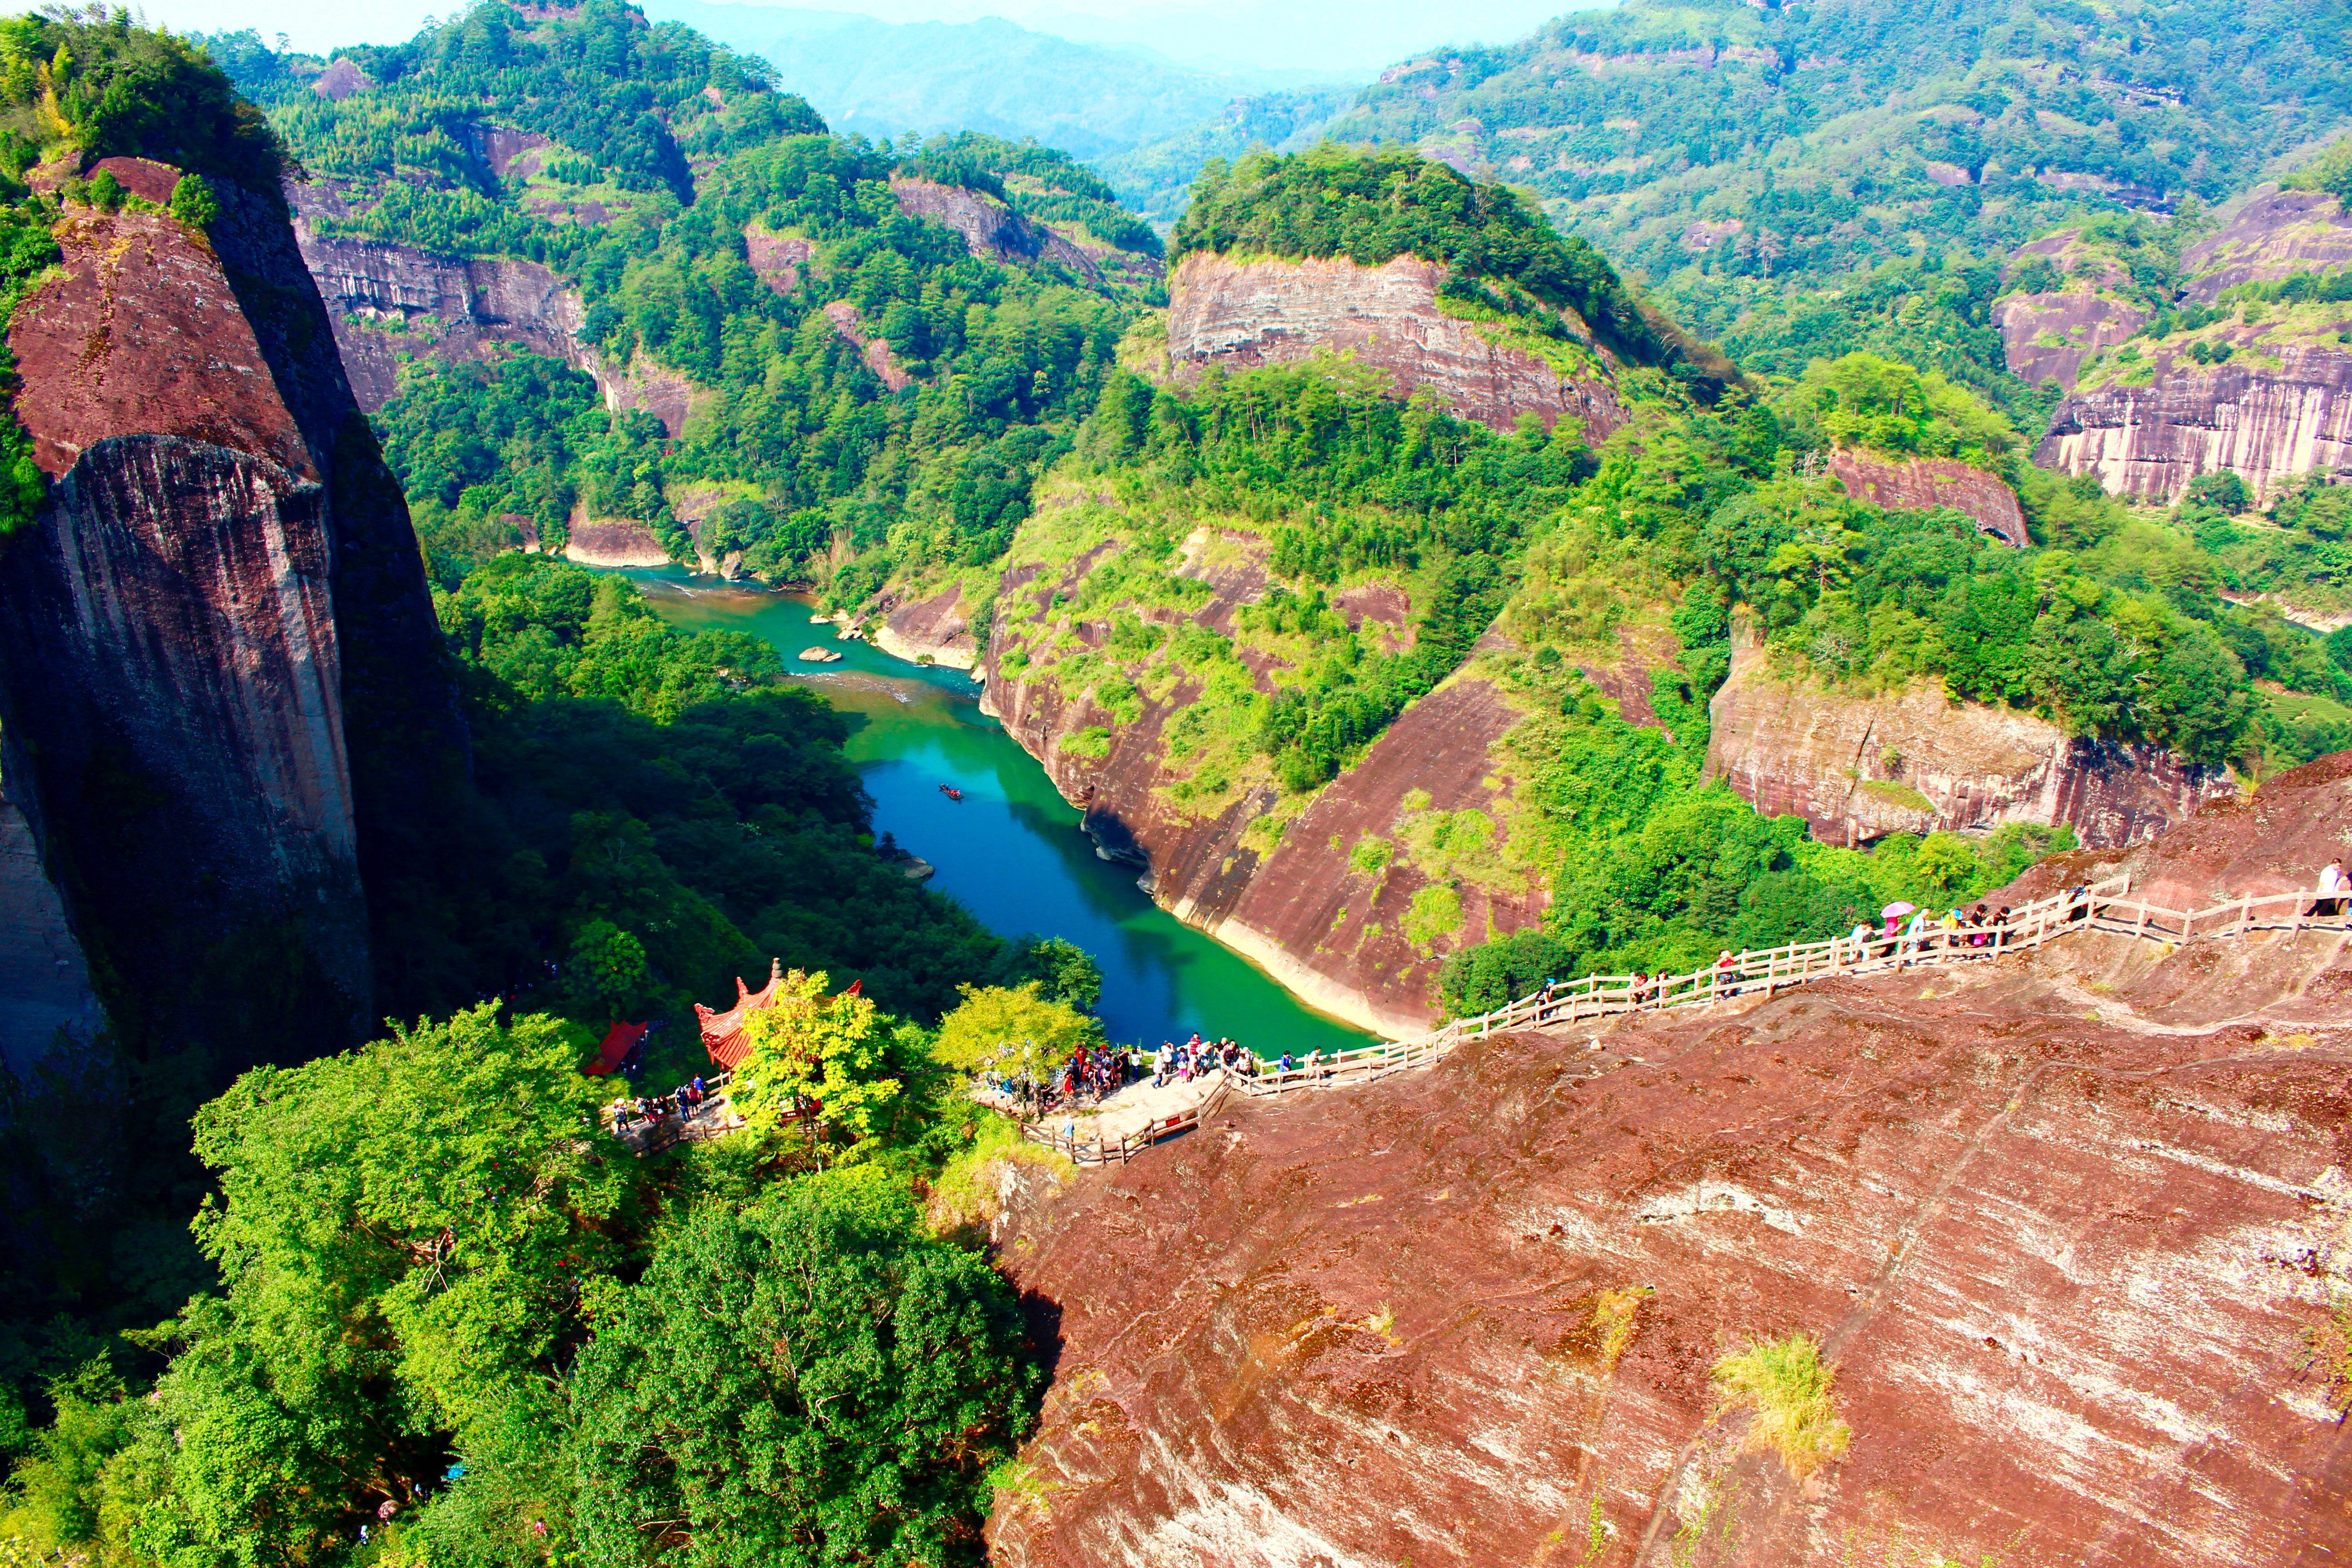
[1703,645,2234,848]
[985,754,2352,1568]
[2034,190,2352,503]
[287,177,598,410]
[2034,343,2352,504]
[890,176,1103,280]
[1824,448,2028,545]
[1165,251,1627,439]
[0,171,462,1054]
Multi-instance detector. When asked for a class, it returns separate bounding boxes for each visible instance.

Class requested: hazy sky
[131,0,1583,75]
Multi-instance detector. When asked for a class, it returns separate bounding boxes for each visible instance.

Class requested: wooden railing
[1019,872,2352,1166]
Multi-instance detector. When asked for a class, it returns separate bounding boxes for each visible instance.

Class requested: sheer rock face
[1703,646,2234,848]
[0,178,461,1052]
[285,177,599,410]
[562,510,671,568]
[2034,343,2352,504]
[2180,187,2352,303]
[981,525,1530,1034]
[889,176,1104,280]
[986,757,2352,1568]
[1823,449,2028,546]
[0,778,103,1074]
[1994,289,2149,391]
[1165,251,1628,439]
[2032,192,2352,503]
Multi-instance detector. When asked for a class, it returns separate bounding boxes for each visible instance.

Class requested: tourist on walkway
[2308,859,2345,917]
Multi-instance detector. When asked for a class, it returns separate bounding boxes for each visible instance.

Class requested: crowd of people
[609,1075,717,1137]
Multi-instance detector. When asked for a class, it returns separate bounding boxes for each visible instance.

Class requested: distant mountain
[1318,0,2352,294]
[637,0,1348,162]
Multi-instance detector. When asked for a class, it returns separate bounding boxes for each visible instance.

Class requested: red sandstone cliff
[1823,448,2028,546]
[1994,288,2149,391]
[2033,191,2352,503]
[1703,644,2235,848]
[1994,230,2152,392]
[287,176,599,411]
[985,753,2352,1567]
[889,176,1107,281]
[2180,187,2352,303]
[2035,343,2352,504]
[0,162,462,1054]
[1164,251,1628,439]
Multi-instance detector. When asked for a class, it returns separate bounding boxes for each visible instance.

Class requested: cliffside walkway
[1024,873,2352,1166]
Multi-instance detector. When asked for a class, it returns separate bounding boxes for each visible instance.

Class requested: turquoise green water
[626,570,1373,1055]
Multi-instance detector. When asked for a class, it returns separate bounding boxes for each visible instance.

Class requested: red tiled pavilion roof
[585,1020,649,1077]
[695,957,783,1070]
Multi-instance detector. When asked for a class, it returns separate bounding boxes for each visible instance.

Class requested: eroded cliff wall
[0,168,462,1054]
[985,754,2352,1567]
[1703,645,2234,848]
[1164,251,1628,439]
[288,177,598,411]
[2034,190,2352,503]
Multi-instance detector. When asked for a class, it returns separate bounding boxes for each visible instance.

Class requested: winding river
[627,570,1373,1056]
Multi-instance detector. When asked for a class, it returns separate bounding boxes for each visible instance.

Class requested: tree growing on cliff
[931,982,1102,1084]
[729,969,911,1164]
[569,1168,1035,1568]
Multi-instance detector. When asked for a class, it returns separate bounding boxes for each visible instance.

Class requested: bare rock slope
[1704,645,2236,848]
[987,753,2352,1568]
[981,520,1532,1035]
[1164,251,1628,439]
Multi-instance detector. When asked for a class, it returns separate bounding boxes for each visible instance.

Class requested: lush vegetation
[1200,0,2352,415]
[208,3,1151,600]
[4,999,1046,1566]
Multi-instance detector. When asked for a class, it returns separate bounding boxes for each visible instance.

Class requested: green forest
[3,1,2351,1562]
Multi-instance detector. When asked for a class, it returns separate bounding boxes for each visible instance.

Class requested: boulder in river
[797,646,843,663]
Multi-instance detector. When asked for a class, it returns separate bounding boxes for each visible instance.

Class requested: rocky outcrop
[986,755,2352,1568]
[599,352,708,437]
[870,584,979,669]
[890,176,1103,281]
[287,177,598,410]
[563,512,672,568]
[2035,343,2352,504]
[1993,289,2149,391]
[2180,186,2352,303]
[2031,190,2352,503]
[1702,645,2235,847]
[1165,251,1628,440]
[744,224,813,295]
[0,172,462,1057]
[1824,448,2028,545]
[982,524,1528,1034]
[821,301,916,391]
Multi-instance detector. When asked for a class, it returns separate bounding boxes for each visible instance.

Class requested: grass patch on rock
[1710,1331,1852,1480]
